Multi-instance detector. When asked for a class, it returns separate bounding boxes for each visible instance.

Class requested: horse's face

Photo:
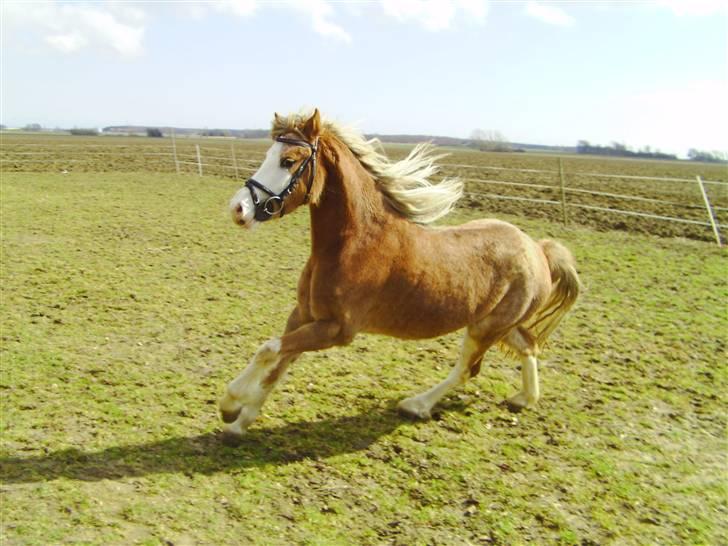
[229,141,295,227]
[230,110,321,228]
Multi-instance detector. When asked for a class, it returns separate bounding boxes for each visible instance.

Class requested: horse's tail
[529,239,581,348]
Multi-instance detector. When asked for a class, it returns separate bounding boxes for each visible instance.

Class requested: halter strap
[245,135,318,222]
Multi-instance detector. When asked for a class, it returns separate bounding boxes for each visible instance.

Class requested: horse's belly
[361,289,482,340]
[365,320,467,340]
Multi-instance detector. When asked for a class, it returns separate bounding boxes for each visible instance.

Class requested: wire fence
[1,137,725,245]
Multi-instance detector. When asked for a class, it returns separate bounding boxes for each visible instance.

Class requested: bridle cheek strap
[245,136,318,222]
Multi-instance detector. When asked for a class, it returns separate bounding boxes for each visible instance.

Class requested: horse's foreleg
[219,307,307,435]
[219,340,296,434]
[398,331,485,420]
[278,319,350,354]
[503,326,540,411]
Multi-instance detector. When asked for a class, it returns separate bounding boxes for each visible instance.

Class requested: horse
[220,109,580,437]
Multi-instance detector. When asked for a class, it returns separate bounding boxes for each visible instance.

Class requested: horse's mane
[272,111,463,224]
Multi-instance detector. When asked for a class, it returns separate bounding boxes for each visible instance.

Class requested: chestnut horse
[220,109,580,437]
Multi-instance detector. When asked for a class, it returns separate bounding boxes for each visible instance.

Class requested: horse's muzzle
[231,204,246,227]
[231,200,254,228]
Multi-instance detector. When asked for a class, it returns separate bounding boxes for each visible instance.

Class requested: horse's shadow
[1,401,471,484]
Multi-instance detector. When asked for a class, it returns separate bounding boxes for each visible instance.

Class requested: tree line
[686,149,728,163]
[576,140,677,160]
[577,140,727,163]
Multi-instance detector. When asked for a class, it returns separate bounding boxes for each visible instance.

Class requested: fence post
[231,142,239,180]
[171,127,180,174]
[696,175,722,246]
[558,157,568,225]
[195,144,203,177]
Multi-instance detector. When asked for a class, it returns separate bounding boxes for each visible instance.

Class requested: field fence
[164,143,727,244]
[2,138,726,245]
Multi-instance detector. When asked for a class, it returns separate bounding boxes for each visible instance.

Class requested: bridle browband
[245,135,318,222]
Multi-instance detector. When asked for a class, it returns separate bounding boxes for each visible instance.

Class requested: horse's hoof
[220,429,245,447]
[397,398,432,420]
[504,393,536,413]
[220,407,242,423]
[220,419,248,445]
[504,399,525,413]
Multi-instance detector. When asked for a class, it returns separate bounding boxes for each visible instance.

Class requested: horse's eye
[280,158,295,169]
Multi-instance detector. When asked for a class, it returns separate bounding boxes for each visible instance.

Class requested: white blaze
[229,142,292,227]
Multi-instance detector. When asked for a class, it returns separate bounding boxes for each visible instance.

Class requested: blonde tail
[529,239,581,348]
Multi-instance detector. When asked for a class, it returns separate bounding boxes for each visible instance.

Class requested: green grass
[1,172,726,545]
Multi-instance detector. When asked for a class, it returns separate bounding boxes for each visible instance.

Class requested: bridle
[245,135,318,221]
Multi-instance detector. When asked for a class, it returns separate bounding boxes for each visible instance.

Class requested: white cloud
[2,2,145,58]
[211,0,258,18]
[380,0,488,31]
[108,3,146,24]
[654,0,728,17]
[177,3,209,20]
[289,0,352,43]
[458,0,489,21]
[187,0,351,43]
[45,32,87,54]
[73,7,145,56]
[524,2,575,27]
[382,0,455,31]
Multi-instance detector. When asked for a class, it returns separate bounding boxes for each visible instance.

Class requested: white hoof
[398,397,433,420]
[221,420,247,446]
[506,392,538,412]
[222,420,246,437]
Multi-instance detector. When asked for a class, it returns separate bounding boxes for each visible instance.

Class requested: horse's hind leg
[503,326,540,411]
[398,330,488,419]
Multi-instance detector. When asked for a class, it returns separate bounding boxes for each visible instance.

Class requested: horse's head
[230,109,322,228]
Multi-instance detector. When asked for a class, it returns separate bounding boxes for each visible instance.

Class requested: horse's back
[431,218,546,273]
[436,217,526,236]
[432,217,553,311]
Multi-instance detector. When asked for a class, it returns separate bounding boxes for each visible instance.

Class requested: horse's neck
[309,137,394,253]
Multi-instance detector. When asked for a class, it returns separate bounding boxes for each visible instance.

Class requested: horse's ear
[302,108,321,140]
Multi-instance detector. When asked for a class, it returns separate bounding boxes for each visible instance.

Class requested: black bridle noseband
[245,135,318,222]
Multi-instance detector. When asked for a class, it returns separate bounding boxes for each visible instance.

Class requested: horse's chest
[306,255,385,315]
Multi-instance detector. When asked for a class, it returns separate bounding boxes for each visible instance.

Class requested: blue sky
[2,1,726,156]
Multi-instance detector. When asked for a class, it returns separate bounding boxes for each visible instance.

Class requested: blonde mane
[272,111,463,224]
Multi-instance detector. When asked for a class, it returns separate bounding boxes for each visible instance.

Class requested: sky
[1,0,727,156]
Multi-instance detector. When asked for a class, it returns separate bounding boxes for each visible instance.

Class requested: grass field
[2,133,726,242]
[1,170,726,545]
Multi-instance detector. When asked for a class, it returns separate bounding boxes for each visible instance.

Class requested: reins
[245,135,318,221]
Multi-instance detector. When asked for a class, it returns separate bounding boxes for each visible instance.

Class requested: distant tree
[0,124,6,130]
[688,148,728,163]
[147,127,163,138]
[470,129,511,152]
[201,129,230,137]
[611,141,628,153]
[24,123,42,131]
[577,139,676,160]
[70,128,99,136]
